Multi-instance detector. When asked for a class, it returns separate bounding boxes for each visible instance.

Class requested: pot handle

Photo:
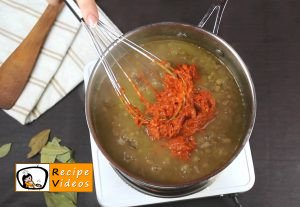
[197,0,228,35]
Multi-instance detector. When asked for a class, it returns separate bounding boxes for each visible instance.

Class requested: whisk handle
[198,0,228,35]
[64,0,84,22]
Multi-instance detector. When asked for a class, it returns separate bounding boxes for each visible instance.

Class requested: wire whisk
[64,0,183,121]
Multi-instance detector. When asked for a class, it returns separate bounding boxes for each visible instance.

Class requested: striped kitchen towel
[0,0,121,124]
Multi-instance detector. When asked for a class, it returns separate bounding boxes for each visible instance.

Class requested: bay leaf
[40,137,72,163]
[0,143,12,158]
[40,143,70,156]
[44,192,76,207]
[41,153,56,163]
[62,192,77,204]
[67,158,75,163]
[56,151,72,163]
[51,137,61,146]
[41,137,77,207]
[27,129,50,158]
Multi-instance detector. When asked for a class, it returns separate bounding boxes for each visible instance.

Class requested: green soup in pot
[91,39,247,185]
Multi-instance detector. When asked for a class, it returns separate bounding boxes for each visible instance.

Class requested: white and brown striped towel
[0,0,121,124]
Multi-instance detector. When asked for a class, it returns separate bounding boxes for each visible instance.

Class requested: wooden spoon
[0,2,64,109]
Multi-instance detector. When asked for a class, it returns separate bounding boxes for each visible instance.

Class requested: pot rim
[85,21,257,188]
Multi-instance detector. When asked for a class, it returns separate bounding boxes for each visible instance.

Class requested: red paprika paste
[133,64,216,160]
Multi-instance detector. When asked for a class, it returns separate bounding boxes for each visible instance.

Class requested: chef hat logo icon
[16,165,48,190]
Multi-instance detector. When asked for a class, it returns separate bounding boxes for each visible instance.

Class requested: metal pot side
[85,22,256,197]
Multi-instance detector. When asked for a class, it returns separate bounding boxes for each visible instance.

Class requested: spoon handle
[0,2,64,109]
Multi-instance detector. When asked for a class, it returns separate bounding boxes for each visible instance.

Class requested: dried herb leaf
[40,138,70,157]
[41,153,56,163]
[56,151,72,163]
[44,192,76,207]
[67,158,75,163]
[62,192,77,204]
[40,144,70,156]
[0,143,12,158]
[27,129,50,158]
[42,137,77,207]
[51,137,62,146]
[40,138,71,163]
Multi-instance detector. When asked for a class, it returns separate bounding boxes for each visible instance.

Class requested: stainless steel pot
[86,0,256,198]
